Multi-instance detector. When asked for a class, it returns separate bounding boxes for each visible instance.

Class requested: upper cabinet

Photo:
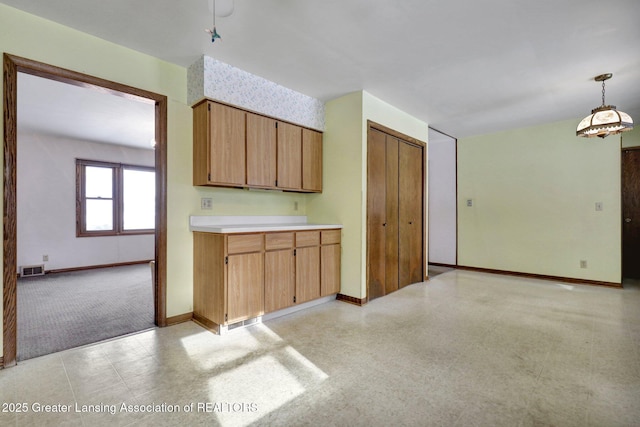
[194,101,246,187]
[302,128,323,192]
[276,121,302,190]
[193,100,323,193]
[246,113,277,188]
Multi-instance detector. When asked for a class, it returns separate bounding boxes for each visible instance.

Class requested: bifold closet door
[399,142,424,287]
[367,129,387,300]
[367,130,400,299]
[384,137,399,295]
[368,127,425,301]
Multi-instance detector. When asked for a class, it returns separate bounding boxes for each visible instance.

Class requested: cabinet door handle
[409,221,413,225]
[382,223,386,227]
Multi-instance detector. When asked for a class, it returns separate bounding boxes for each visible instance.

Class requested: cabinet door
[227,252,264,323]
[399,141,424,287]
[295,246,320,304]
[321,244,341,296]
[302,128,322,192]
[209,102,246,186]
[265,249,295,312]
[247,113,277,187]
[277,122,302,189]
[193,233,225,325]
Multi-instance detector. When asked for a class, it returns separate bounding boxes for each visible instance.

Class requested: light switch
[595,202,603,211]
[466,199,473,207]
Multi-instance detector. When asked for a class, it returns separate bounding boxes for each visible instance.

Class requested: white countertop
[190,215,342,234]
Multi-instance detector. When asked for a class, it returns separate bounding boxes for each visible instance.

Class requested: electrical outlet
[294,201,299,211]
[595,202,603,211]
[466,199,473,207]
[201,198,213,210]
[580,260,587,269]
[43,255,48,262]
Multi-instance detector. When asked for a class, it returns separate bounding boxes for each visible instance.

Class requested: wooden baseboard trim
[166,312,193,326]
[336,293,367,306]
[457,265,622,288]
[193,313,221,334]
[429,262,457,268]
[46,260,153,275]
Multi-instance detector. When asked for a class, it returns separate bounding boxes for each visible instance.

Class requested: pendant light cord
[212,0,216,28]
[601,80,606,106]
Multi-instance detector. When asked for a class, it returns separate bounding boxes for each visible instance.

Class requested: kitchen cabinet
[193,232,264,329]
[193,101,246,187]
[302,128,323,192]
[194,227,341,332]
[264,233,295,313]
[321,230,341,296]
[192,100,322,193]
[246,113,277,188]
[277,122,303,190]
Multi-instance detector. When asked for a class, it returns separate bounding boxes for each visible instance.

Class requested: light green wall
[0,4,305,356]
[307,92,363,298]
[458,118,621,283]
[621,126,640,148]
[308,91,429,299]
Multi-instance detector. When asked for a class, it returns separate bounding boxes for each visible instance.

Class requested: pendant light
[205,0,221,42]
[576,73,633,138]
[205,0,233,43]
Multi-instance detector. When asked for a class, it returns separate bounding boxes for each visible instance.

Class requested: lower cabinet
[227,252,264,324]
[295,246,320,304]
[193,228,341,331]
[321,244,341,296]
[264,248,295,313]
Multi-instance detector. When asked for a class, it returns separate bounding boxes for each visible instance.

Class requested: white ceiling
[18,73,155,149]
[4,0,640,138]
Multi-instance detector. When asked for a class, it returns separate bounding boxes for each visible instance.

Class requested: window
[76,159,155,236]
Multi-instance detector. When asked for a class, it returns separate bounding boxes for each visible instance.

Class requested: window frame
[76,159,155,237]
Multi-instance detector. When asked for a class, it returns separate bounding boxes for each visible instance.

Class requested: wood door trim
[368,120,426,149]
[3,53,168,367]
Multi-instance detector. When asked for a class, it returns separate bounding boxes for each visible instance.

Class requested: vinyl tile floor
[1,270,639,427]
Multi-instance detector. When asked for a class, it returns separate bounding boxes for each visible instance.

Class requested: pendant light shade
[577,73,633,138]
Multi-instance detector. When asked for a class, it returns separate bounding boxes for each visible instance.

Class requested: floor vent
[20,265,45,277]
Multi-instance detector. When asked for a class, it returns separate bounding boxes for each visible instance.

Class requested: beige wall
[458,118,621,283]
[0,4,305,356]
[308,91,429,299]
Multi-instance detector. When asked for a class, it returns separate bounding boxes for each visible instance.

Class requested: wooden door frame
[365,120,427,302]
[621,144,640,281]
[3,54,168,367]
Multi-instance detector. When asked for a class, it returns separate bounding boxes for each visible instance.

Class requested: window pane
[123,169,155,230]
[85,166,113,198]
[86,199,113,231]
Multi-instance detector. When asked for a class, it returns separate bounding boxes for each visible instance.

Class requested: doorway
[427,127,457,268]
[622,147,640,279]
[3,54,168,367]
